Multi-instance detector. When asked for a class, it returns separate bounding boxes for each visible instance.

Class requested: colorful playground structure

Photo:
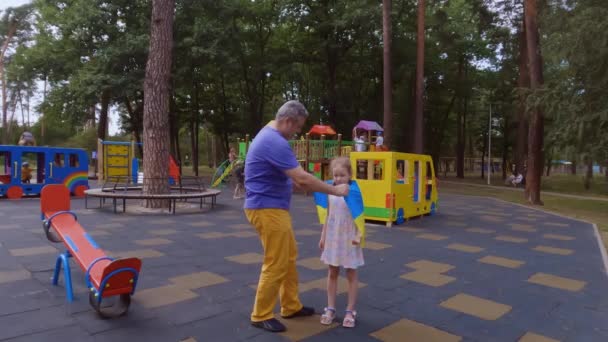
[96,139,180,184]
[0,145,89,199]
[41,185,142,318]
[223,120,438,226]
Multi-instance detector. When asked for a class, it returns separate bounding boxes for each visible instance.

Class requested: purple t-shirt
[244,126,299,209]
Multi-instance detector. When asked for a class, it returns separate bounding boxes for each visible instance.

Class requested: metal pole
[487,103,492,185]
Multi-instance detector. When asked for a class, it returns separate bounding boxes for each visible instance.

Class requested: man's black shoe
[251,318,286,332]
[281,306,315,319]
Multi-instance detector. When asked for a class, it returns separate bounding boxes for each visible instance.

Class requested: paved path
[0,191,607,341]
[442,180,608,202]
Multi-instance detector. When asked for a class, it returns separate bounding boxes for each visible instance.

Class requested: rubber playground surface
[0,190,607,341]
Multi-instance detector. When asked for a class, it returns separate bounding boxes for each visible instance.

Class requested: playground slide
[40,185,142,318]
[211,160,236,188]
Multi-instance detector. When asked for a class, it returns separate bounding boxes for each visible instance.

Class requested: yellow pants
[245,209,303,322]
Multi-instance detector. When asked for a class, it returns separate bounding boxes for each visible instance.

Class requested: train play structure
[214,120,438,226]
[0,145,89,199]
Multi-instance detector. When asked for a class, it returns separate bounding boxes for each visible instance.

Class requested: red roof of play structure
[308,125,337,135]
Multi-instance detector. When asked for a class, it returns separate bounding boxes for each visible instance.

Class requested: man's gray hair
[276,100,309,121]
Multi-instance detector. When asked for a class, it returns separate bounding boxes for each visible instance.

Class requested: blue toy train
[0,145,89,199]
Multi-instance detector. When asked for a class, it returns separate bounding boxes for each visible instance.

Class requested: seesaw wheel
[42,221,63,243]
[89,292,131,319]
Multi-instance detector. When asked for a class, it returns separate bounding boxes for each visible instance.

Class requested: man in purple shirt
[244,100,349,333]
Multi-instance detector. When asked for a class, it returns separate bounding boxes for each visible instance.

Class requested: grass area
[180,165,216,178]
[440,181,608,233]
[441,172,608,198]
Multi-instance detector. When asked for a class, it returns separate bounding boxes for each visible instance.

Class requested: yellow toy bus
[349,151,438,226]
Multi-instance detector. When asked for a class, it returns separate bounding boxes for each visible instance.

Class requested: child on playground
[319,156,364,328]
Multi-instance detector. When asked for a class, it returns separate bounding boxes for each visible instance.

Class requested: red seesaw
[40,184,142,318]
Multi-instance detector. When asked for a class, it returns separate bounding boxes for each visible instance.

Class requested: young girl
[319,157,364,328]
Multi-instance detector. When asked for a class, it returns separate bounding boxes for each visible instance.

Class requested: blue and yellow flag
[314,180,366,247]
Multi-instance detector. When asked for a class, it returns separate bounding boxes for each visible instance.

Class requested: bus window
[396,160,409,184]
[373,160,384,180]
[356,160,368,180]
[426,161,433,200]
[0,151,11,184]
[21,152,45,184]
[54,153,65,167]
[69,154,79,168]
[355,159,384,180]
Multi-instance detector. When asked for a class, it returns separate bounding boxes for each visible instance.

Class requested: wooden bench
[41,185,142,318]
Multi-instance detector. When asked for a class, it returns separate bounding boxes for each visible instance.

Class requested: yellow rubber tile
[495,235,528,244]
[228,223,252,230]
[0,269,31,284]
[278,314,338,341]
[416,233,449,241]
[518,332,560,342]
[294,228,319,236]
[9,246,57,257]
[228,231,258,238]
[401,271,456,287]
[542,234,575,241]
[88,230,111,236]
[527,273,586,292]
[110,249,164,259]
[225,252,264,264]
[406,260,454,273]
[396,227,427,233]
[169,271,229,290]
[478,255,525,269]
[370,319,462,342]
[533,245,574,256]
[299,276,366,294]
[446,243,484,253]
[135,238,173,246]
[480,215,505,223]
[188,221,214,228]
[297,257,326,270]
[196,232,231,239]
[364,241,392,250]
[135,285,198,309]
[149,229,178,236]
[466,227,495,234]
[510,224,537,233]
[440,293,511,320]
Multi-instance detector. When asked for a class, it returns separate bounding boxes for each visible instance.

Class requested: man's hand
[333,183,349,197]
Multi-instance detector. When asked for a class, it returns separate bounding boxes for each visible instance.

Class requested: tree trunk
[584,156,592,190]
[382,0,393,148]
[481,134,486,180]
[524,0,545,205]
[502,113,509,180]
[431,93,456,173]
[0,20,17,144]
[142,0,175,207]
[412,0,425,154]
[456,56,465,178]
[97,89,111,141]
[516,26,530,174]
[570,160,576,175]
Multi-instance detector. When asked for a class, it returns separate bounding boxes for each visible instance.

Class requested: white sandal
[320,307,336,325]
[342,310,357,328]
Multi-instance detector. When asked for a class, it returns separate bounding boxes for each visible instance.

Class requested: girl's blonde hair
[330,156,352,176]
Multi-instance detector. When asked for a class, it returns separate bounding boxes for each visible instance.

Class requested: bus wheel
[7,186,23,199]
[396,208,405,225]
[73,185,88,197]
